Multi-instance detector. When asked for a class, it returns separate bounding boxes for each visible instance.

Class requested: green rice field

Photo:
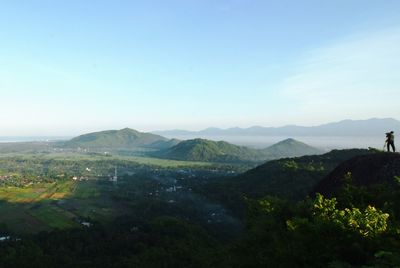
[0,180,122,234]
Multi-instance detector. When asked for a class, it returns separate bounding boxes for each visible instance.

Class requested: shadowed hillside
[313,152,400,197]
[199,149,374,214]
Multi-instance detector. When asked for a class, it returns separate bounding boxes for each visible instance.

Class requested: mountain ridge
[153,118,400,137]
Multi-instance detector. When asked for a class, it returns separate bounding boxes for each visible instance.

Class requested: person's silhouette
[386,131,395,152]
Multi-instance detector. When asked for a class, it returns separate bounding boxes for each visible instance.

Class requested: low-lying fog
[162,135,386,151]
[0,135,387,152]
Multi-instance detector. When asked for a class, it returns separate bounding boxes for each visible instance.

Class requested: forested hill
[63,128,171,150]
[156,138,262,163]
[157,138,322,163]
[261,138,323,158]
[313,152,400,197]
[200,149,374,213]
[222,150,400,267]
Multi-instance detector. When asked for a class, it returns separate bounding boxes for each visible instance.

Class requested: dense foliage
[199,149,373,216]
[0,217,219,268]
[1,180,399,267]
[157,138,264,163]
[225,177,400,267]
[0,150,398,267]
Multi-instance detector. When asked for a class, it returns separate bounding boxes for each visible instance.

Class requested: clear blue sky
[1,0,399,135]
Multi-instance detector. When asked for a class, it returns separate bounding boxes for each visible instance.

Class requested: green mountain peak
[65,128,168,149]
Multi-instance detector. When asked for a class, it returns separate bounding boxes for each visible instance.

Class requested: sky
[0,0,400,136]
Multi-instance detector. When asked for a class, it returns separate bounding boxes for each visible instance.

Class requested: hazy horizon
[0,117,397,137]
[0,134,386,151]
[0,117,395,151]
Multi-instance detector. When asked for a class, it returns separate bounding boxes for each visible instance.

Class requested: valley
[0,138,247,238]
[0,127,399,267]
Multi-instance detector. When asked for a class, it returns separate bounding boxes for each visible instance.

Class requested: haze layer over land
[1,118,398,150]
[154,118,400,149]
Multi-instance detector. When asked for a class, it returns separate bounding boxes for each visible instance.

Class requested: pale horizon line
[0,117,398,137]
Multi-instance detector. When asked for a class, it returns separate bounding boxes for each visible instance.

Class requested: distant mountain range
[153,118,400,137]
[155,138,322,163]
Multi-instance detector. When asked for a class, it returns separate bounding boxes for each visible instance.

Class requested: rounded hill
[157,138,261,163]
[64,128,168,149]
[262,138,323,158]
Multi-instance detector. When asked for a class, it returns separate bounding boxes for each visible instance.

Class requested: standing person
[386,131,395,152]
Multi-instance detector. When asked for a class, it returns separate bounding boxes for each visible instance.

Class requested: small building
[166,186,176,192]
[109,167,118,182]
[0,236,10,242]
[81,222,92,227]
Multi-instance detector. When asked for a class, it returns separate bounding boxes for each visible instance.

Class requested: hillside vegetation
[313,152,400,197]
[261,138,322,158]
[1,150,400,267]
[200,149,374,214]
[64,128,171,150]
[157,138,322,163]
[156,138,262,163]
